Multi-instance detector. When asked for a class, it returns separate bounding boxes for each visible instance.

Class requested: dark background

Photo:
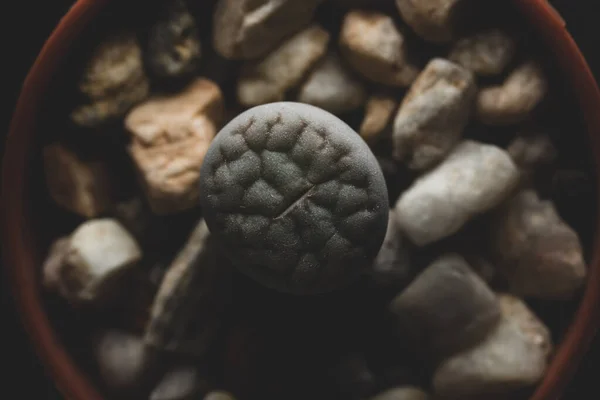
[2,0,599,398]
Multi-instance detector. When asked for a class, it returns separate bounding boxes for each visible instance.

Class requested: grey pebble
[392,58,476,170]
[395,140,520,246]
[389,254,501,360]
[144,220,232,357]
[297,51,367,114]
[433,294,553,398]
[212,0,322,60]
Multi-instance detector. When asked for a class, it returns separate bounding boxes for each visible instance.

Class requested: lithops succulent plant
[199,102,389,294]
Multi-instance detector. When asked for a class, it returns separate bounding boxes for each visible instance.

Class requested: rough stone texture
[71,32,149,127]
[125,78,224,215]
[200,102,389,294]
[297,52,367,114]
[237,25,330,106]
[144,220,232,357]
[44,219,142,305]
[490,190,587,299]
[94,330,158,395]
[389,254,501,360]
[204,392,236,400]
[392,58,476,170]
[360,95,398,143]
[433,294,552,399]
[369,211,412,289]
[339,10,420,87]
[477,61,548,125]
[212,0,323,60]
[395,140,520,246]
[145,0,201,79]
[43,144,113,218]
[395,0,462,43]
[150,366,208,400]
[448,30,516,76]
[369,387,429,400]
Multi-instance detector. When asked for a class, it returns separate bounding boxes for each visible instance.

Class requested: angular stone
[369,211,413,289]
[71,32,149,127]
[150,365,208,400]
[144,220,232,357]
[395,141,520,246]
[360,95,398,143]
[449,30,516,76]
[490,190,587,299]
[93,330,159,395]
[125,78,224,215]
[213,0,322,60]
[237,25,330,106]
[389,254,501,359]
[433,294,552,398]
[339,10,419,87]
[297,52,367,114]
[43,143,113,218]
[369,387,429,400]
[45,219,142,305]
[392,58,476,170]
[477,61,548,126]
[395,0,462,43]
[145,0,201,79]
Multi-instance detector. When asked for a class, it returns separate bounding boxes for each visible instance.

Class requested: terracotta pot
[2,0,600,399]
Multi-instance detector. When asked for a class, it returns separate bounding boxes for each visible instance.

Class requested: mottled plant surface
[200,102,388,294]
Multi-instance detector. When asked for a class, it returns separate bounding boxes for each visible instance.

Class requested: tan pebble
[477,61,548,126]
[125,78,224,215]
[395,0,463,43]
[43,143,113,218]
[360,95,398,143]
[339,10,419,87]
[71,32,149,127]
[490,189,587,299]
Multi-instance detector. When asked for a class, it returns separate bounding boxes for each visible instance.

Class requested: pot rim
[2,1,600,399]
